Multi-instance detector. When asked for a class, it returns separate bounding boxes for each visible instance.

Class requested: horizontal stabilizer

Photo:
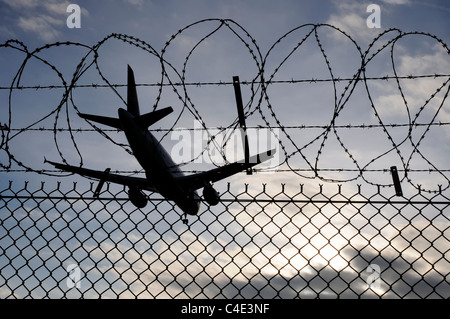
[136,107,173,128]
[78,113,122,130]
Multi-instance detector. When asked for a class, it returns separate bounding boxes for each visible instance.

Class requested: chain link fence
[0,181,448,298]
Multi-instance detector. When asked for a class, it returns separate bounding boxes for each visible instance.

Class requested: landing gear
[182,213,188,225]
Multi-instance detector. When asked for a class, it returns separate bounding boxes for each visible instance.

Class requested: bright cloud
[381,0,411,5]
[1,0,88,42]
[326,1,381,43]
[17,15,64,42]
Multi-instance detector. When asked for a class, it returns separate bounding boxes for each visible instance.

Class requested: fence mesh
[1,19,449,300]
[0,181,448,299]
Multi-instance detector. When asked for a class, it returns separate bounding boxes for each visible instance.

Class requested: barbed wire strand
[1,19,449,193]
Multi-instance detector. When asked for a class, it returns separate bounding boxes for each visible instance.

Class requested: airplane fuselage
[47,65,275,218]
[118,108,200,215]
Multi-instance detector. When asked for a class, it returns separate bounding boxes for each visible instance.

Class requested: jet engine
[128,187,147,208]
[203,183,220,206]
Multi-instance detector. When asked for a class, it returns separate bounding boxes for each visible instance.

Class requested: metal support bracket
[233,76,252,175]
[390,166,403,196]
[93,167,111,197]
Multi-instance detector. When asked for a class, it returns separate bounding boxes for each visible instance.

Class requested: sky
[0,0,449,190]
[0,0,449,298]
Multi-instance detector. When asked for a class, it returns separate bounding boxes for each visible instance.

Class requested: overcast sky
[1,0,449,193]
[0,0,449,298]
[0,0,449,191]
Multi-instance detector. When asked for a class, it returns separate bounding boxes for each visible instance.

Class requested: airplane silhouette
[46,65,275,219]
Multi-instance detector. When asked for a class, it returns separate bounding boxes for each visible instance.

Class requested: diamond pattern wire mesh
[0,181,449,298]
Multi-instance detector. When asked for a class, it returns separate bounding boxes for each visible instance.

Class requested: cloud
[44,1,73,15]
[1,0,89,42]
[17,15,64,42]
[326,1,383,43]
[0,25,15,38]
[124,0,144,7]
[397,44,450,78]
[381,0,411,4]
[371,42,450,126]
[1,0,38,10]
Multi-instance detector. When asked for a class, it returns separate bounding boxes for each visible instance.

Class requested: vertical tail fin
[127,65,140,117]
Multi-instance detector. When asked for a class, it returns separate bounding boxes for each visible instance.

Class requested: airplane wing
[175,149,276,191]
[45,160,157,192]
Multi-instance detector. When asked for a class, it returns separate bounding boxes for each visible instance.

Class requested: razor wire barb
[1,19,450,192]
